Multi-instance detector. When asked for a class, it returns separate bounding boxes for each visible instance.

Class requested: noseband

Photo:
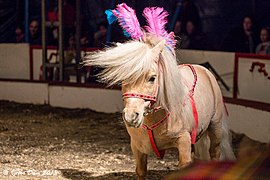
[122,78,159,116]
[122,93,156,103]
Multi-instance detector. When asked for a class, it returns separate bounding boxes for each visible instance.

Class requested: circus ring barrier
[0,44,269,143]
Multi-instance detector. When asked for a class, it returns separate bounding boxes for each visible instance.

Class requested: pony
[84,4,235,179]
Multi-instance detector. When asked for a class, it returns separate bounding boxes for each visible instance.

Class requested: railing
[29,45,99,81]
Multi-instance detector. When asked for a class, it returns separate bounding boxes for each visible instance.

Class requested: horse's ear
[116,42,123,47]
[152,39,166,62]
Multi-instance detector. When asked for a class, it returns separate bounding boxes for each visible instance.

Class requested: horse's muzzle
[122,109,141,128]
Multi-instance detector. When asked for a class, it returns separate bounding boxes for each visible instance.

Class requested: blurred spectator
[15,24,25,43]
[29,20,41,45]
[46,1,58,46]
[173,20,189,49]
[178,0,201,31]
[185,20,207,50]
[63,0,75,47]
[46,0,75,47]
[255,27,270,55]
[63,34,77,81]
[80,30,92,48]
[46,24,59,46]
[63,0,75,29]
[65,35,76,64]
[222,15,259,53]
[94,22,107,47]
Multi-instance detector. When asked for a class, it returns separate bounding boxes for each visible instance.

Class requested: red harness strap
[183,64,198,144]
[189,94,198,144]
[142,112,171,159]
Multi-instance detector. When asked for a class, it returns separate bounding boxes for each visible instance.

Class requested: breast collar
[122,64,198,159]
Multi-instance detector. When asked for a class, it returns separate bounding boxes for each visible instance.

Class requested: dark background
[1,0,270,50]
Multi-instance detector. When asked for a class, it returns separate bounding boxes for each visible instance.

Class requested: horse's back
[179,64,223,109]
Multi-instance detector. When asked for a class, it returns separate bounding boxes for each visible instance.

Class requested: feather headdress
[105,3,143,40]
[143,7,176,52]
[105,3,176,52]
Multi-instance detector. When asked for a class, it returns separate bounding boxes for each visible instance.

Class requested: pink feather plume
[143,7,176,51]
[113,3,143,40]
[143,7,168,37]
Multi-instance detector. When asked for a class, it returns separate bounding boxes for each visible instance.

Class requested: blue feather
[105,10,117,25]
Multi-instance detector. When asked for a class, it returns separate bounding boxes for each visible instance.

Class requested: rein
[122,64,198,159]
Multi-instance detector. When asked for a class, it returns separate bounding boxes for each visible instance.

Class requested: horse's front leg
[176,131,193,168]
[131,139,148,180]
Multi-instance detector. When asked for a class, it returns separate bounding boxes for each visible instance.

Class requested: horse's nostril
[122,109,140,125]
[133,112,139,120]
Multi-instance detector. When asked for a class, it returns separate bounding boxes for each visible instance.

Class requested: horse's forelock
[85,39,159,86]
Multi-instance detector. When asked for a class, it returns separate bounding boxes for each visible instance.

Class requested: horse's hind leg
[131,140,148,180]
[208,120,222,160]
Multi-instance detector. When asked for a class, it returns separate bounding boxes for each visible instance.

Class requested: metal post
[169,0,183,31]
[75,0,81,83]
[24,0,29,43]
[58,0,64,81]
[41,0,47,80]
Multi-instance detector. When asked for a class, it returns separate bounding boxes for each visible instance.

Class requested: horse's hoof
[178,161,192,169]
[137,176,146,180]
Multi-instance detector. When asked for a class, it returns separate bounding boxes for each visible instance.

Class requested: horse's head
[84,35,172,127]
[122,40,166,128]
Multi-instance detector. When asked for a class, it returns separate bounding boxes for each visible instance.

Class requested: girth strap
[183,64,198,144]
[189,95,198,144]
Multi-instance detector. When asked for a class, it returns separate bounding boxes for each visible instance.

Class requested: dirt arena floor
[0,100,267,179]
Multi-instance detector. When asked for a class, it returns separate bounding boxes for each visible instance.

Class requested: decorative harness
[122,64,198,159]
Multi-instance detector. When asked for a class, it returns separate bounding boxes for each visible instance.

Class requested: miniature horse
[84,35,235,179]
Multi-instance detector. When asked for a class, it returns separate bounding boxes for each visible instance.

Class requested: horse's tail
[220,109,236,161]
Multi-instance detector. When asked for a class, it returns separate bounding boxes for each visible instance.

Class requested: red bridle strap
[122,93,156,102]
[122,74,159,103]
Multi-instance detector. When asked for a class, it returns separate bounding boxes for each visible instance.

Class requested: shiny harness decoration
[122,64,198,159]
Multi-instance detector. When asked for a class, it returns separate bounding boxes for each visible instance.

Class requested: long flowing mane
[84,33,193,135]
[84,40,154,86]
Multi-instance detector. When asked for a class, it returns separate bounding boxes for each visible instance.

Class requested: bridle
[122,77,168,159]
[121,64,199,159]
[122,76,160,116]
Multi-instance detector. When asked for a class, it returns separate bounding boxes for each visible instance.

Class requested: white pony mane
[84,39,155,86]
[84,34,192,134]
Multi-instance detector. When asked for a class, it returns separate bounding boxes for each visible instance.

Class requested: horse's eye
[148,76,156,82]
